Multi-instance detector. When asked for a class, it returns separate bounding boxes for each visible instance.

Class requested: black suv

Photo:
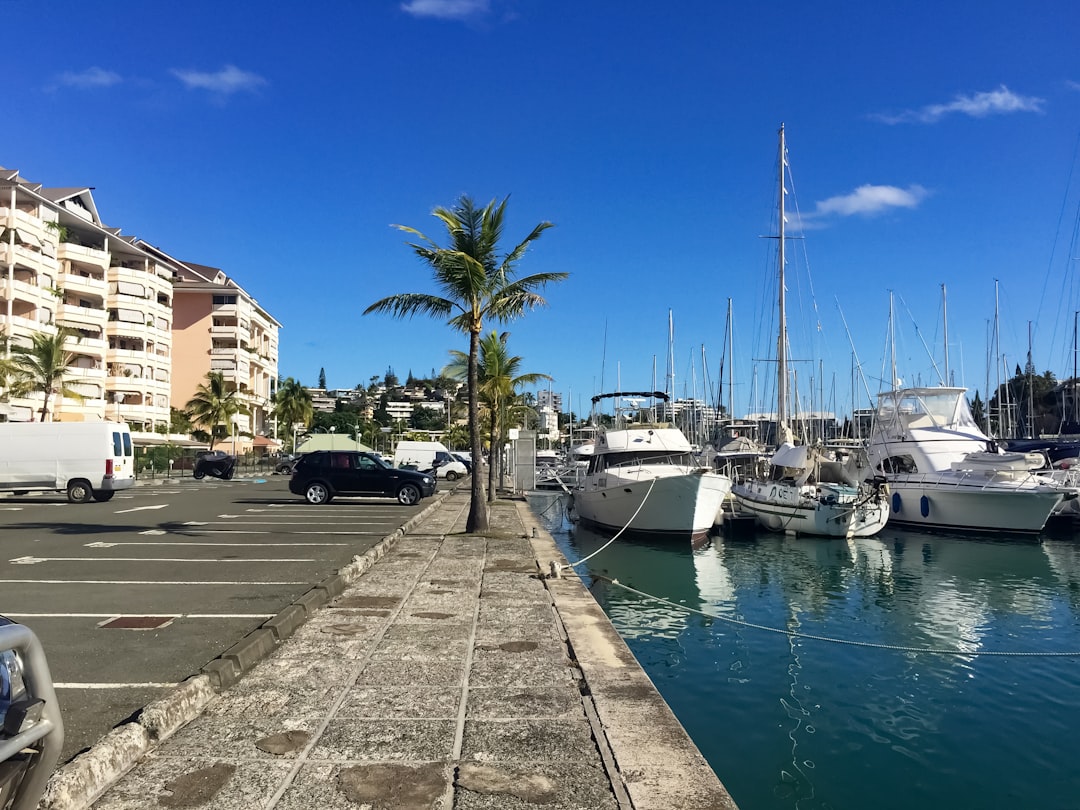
[288,450,437,505]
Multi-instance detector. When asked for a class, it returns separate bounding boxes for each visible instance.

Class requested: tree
[273,377,314,452]
[0,336,30,404]
[185,371,240,450]
[318,367,327,389]
[9,327,84,421]
[445,330,551,501]
[365,194,565,531]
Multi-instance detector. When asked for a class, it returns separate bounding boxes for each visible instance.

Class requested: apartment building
[1,167,176,431]
[170,262,280,453]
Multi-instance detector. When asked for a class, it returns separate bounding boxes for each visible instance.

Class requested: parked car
[192,451,236,480]
[452,453,473,475]
[288,450,437,505]
[274,454,303,475]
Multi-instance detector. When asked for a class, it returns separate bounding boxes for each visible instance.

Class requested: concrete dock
[40,488,737,809]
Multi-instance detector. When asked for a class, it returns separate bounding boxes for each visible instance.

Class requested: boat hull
[572,470,730,540]
[733,480,889,538]
[883,476,1063,534]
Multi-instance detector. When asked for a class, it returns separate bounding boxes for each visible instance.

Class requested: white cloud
[55,67,122,89]
[401,0,489,20]
[170,65,267,95]
[794,184,929,229]
[872,85,1044,125]
[814,184,929,217]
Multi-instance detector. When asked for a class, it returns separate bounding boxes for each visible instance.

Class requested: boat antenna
[942,283,950,386]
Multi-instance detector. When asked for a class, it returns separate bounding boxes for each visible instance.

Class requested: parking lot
[0,474,432,761]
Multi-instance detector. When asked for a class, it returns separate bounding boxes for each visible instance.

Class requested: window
[212,294,237,306]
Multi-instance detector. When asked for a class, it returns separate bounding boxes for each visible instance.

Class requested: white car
[435,458,469,481]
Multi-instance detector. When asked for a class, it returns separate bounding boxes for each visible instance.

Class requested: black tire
[397,483,421,505]
[305,481,332,505]
[92,491,115,502]
[67,480,93,503]
[224,470,234,480]
[445,470,460,482]
[193,470,205,480]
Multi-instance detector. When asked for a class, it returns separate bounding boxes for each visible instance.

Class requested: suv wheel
[397,483,421,505]
[305,482,332,504]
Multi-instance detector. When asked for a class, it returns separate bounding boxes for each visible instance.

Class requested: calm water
[528,492,1080,810]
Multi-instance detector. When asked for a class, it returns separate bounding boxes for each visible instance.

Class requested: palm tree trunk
[466,328,489,532]
[487,397,499,503]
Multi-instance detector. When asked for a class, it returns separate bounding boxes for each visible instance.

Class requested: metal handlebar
[0,622,64,810]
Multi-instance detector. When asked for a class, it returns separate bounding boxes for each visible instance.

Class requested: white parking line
[9,556,318,564]
[55,683,178,689]
[114,505,169,513]
[86,541,349,548]
[0,579,309,585]
[5,613,275,618]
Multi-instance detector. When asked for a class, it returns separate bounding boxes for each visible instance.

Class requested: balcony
[0,242,53,274]
[58,302,106,327]
[62,271,107,296]
[106,320,150,339]
[57,242,109,271]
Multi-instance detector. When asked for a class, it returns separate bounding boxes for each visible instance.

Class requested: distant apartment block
[171,263,280,451]
[537,390,562,412]
[1,165,282,453]
[1,167,178,430]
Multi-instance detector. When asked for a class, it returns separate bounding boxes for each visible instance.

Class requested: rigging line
[560,477,658,572]
[897,293,944,386]
[594,575,1080,657]
[836,296,883,412]
[1036,126,1080,364]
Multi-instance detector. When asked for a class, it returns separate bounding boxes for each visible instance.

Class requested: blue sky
[6,0,1080,420]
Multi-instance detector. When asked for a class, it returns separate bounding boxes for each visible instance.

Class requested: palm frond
[363,293,456,319]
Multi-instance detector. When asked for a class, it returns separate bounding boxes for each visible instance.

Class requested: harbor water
[528,492,1080,810]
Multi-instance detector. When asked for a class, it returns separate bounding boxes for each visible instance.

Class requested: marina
[530,491,1080,810]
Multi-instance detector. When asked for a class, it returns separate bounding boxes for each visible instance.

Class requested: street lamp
[329,426,336,450]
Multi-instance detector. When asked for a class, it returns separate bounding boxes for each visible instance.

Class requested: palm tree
[445,330,551,501]
[365,194,566,531]
[273,377,314,452]
[0,336,30,405]
[9,327,83,421]
[185,371,240,450]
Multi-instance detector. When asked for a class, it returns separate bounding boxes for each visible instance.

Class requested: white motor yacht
[570,392,732,542]
[864,386,1070,534]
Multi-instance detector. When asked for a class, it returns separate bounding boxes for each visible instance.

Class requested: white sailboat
[732,124,890,539]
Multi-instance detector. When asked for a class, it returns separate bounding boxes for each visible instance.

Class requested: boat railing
[896,468,1067,492]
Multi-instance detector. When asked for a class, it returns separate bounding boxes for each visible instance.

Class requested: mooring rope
[592,574,1080,657]
[558,477,658,573]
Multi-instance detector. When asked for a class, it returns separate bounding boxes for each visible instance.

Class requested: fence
[133,446,284,480]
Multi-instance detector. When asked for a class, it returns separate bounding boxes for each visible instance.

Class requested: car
[452,453,473,475]
[288,450,437,505]
[274,454,303,475]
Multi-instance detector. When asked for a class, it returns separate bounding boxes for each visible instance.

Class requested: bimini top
[591,391,669,405]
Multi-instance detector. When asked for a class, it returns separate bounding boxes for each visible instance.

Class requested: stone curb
[38,488,455,810]
[514,501,740,810]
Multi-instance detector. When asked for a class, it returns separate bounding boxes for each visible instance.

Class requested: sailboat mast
[942,283,950,386]
[777,123,788,433]
[727,297,735,422]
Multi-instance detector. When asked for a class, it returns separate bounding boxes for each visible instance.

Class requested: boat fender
[892,492,902,513]
[920,495,930,517]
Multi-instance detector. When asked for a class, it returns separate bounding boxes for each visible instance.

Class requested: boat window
[880,455,918,474]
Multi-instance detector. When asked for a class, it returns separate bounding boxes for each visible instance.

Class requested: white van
[0,421,135,502]
[393,440,469,481]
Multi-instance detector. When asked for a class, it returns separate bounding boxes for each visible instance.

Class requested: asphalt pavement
[0,474,429,760]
